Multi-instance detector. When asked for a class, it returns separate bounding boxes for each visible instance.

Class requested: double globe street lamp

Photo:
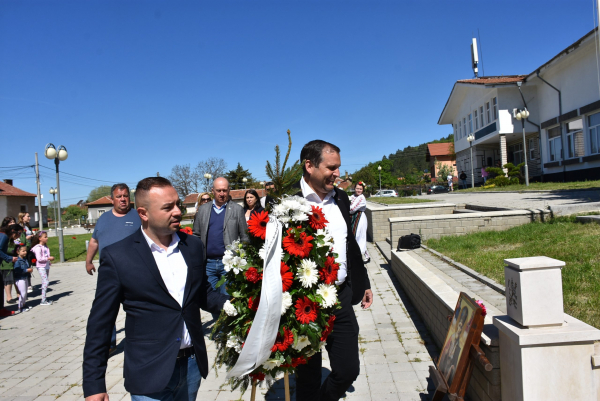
[467,134,475,188]
[44,144,68,263]
[204,173,212,191]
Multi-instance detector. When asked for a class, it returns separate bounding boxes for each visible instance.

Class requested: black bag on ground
[397,233,421,250]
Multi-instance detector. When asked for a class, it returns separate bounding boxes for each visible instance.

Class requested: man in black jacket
[83,177,228,401]
[295,140,373,401]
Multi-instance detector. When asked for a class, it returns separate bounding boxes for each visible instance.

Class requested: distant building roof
[456,75,527,85]
[86,196,113,206]
[183,189,267,205]
[0,181,36,197]
[426,143,455,161]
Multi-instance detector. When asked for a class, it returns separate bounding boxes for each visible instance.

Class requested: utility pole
[35,153,43,231]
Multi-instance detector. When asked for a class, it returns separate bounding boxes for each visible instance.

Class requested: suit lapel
[178,233,195,306]
[223,202,232,229]
[133,230,172,299]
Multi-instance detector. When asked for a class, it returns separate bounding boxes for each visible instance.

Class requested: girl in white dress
[349,181,370,263]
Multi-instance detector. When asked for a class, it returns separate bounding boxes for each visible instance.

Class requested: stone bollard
[493,256,600,401]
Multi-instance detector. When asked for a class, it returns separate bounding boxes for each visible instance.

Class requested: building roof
[0,181,37,197]
[85,196,113,206]
[456,75,527,85]
[426,143,455,161]
[183,189,267,205]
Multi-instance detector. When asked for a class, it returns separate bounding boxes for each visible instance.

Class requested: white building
[439,28,600,184]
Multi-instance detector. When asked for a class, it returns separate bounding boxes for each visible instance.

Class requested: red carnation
[308,205,328,230]
[271,327,294,352]
[320,315,336,342]
[248,210,269,240]
[32,259,36,263]
[292,356,308,367]
[476,300,487,317]
[280,262,293,292]
[295,296,318,324]
[282,228,314,258]
[72,237,76,239]
[249,372,265,382]
[320,256,340,285]
[248,296,260,311]
[245,267,261,283]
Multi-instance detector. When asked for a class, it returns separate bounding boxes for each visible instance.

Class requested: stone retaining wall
[365,202,455,242]
[390,250,501,401]
[389,209,549,246]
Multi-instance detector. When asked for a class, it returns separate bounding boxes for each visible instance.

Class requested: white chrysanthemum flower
[258,244,267,260]
[283,199,301,212]
[223,300,238,316]
[272,203,288,216]
[297,259,319,288]
[292,211,309,222]
[277,215,291,225]
[316,228,333,248]
[226,334,242,353]
[262,358,282,371]
[293,335,311,351]
[317,284,338,308]
[281,292,292,315]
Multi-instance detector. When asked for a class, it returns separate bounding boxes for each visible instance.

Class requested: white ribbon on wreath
[226,216,283,378]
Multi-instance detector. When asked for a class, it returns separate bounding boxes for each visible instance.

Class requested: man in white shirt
[83,177,228,401]
[295,140,373,401]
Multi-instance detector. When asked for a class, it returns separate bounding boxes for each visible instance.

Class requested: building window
[98,209,106,216]
[509,143,524,166]
[20,205,27,213]
[474,110,479,130]
[469,114,473,133]
[479,106,484,127]
[588,112,600,154]
[492,97,498,120]
[547,126,562,162]
[486,102,491,123]
[458,121,462,139]
[463,117,467,138]
[566,118,584,159]
[454,124,457,139]
[529,138,535,160]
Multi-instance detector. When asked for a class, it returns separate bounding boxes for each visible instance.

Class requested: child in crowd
[30,231,54,306]
[13,244,32,313]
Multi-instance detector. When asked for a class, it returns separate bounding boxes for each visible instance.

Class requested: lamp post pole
[514,108,530,186]
[45,144,68,263]
[378,165,382,193]
[49,188,58,238]
[467,134,475,188]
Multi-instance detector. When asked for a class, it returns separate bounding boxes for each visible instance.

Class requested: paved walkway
[0,243,435,401]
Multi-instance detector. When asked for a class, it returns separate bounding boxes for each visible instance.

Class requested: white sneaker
[40,300,53,306]
[27,287,32,294]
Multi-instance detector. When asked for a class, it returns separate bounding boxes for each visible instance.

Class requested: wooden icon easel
[429,293,493,401]
[250,372,291,401]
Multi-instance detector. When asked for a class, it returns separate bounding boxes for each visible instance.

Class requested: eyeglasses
[201,197,211,201]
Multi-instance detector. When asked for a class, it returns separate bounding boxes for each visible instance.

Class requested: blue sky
[1,0,597,204]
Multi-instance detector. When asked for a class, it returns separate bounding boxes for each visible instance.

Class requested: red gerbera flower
[72,237,77,239]
[280,262,293,292]
[282,228,314,258]
[292,356,308,367]
[248,296,260,311]
[320,315,336,342]
[295,296,318,324]
[271,327,294,352]
[245,267,261,283]
[249,372,265,382]
[320,256,340,285]
[180,226,193,235]
[308,205,328,230]
[248,210,269,240]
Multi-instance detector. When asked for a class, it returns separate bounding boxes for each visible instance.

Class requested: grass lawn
[425,216,600,329]
[458,179,600,192]
[47,233,95,262]
[368,197,434,205]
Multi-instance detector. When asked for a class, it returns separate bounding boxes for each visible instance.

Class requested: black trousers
[296,284,360,401]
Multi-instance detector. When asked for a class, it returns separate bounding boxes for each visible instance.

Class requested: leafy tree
[63,205,87,221]
[87,186,112,203]
[435,160,453,183]
[225,163,256,190]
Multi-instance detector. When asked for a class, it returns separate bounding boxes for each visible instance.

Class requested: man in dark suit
[295,140,373,401]
[83,177,228,401]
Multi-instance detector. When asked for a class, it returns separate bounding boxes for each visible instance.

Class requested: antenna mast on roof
[471,38,479,78]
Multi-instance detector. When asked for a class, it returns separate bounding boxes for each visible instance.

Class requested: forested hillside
[352,134,453,189]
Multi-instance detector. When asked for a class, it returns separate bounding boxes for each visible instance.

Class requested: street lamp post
[45,144,68,263]
[204,173,212,191]
[514,108,530,186]
[242,177,247,189]
[467,134,475,188]
[49,187,58,238]
[378,165,382,193]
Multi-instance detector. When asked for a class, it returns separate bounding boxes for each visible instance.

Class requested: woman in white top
[349,181,370,263]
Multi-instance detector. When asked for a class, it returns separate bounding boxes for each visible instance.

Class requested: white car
[371,190,399,197]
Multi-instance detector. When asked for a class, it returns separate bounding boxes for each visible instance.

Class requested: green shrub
[486,176,511,187]
[485,166,504,179]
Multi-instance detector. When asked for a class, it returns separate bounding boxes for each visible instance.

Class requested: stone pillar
[493,256,600,401]
[499,134,508,174]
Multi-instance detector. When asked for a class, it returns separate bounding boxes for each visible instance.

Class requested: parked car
[371,190,399,197]
[427,185,450,194]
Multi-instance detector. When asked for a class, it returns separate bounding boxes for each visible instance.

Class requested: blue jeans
[461,179,467,189]
[130,354,201,401]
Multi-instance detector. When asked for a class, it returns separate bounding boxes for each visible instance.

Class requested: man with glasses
[260,181,276,209]
[85,183,141,353]
[193,178,247,305]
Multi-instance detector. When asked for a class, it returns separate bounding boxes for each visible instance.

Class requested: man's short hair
[135,177,173,200]
[110,183,130,198]
[300,140,341,174]
[265,181,274,187]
